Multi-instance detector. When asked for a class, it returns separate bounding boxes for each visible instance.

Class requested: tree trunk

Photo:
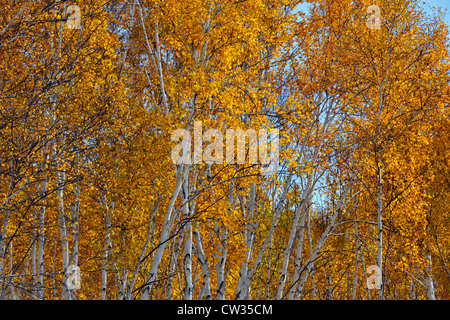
[8,241,15,300]
[352,222,359,300]
[425,252,436,300]
[37,173,47,300]
[127,194,161,300]
[56,169,70,300]
[100,194,112,300]
[181,181,193,300]
[215,226,228,300]
[236,174,293,300]
[236,183,256,300]
[306,206,316,299]
[376,170,384,300]
[164,233,183,299]
[277,188,308,299]
[193,229,211,300]
[294,185,351,299]
[140,169,184,300]
[288,205,308,300]
[69,181,80,300]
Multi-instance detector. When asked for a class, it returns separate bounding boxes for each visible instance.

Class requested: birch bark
[100,194,112,300]
[193,229,211,299]
[235,174,293,299]
[36,163,47,300]
[127,195,161,300]
[181,181,193,300]
[277,188,309,299]
[293,185,352,299]
[425,252,436,300]
[140,169,184,299]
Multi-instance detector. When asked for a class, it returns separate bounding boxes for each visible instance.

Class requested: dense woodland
[0,0,449,300]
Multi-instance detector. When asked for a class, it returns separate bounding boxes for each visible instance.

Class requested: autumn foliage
[0,0,449,300]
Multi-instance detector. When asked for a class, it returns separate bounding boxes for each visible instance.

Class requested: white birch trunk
[306,207,316,299]
[181,181,193,300]
[215,181,230,301]
[100,194,112,300]
[352,222,359,300]
[294,185,351,299]
[287,209,307,300]
[100,229,109,300]
[376,170,384,300]
[165,232,183,299]
[37,175,46,300]
[235,184,256,300]
[140,170,184,300]
[69,182,79,300]
[236,174,293,300]
[265,237,272,299]
[56,169,70,300]
[276,204,302,299]
[193,229,211,299]
[277,185,312,300]
[32,210,37,299]
[9,241,15,299]
[127,195,161,300]
[425,253,436,300]
[116,230,127,300]
[215,226,228,300]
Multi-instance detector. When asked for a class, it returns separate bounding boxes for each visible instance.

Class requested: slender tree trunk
[116,229,127,300]
[215,184,231,300]
[37,172,47,300]
[409,281,415,300]
[294,185,351,299]
[352,222,359,300]
[265,237,272,300]
[31,210,37,299]
[236,174,293,300]
[376,170,384,300]
[101,194,112,300]
[165,232,183,299]
[325,270,332,300]
[306,206,316,300]
[236,184,256,300]
[215,226,228,300]
[69,181,79,300]
[8,241,15,300]
[100,231,109,300]
[277,187,308,299]
[119,264,127,300]
[193,229,211,300]
[54,5,68,300]
[288,205,308,300]
[127,194,161,300]
[425,252,436,300]
[56,169,70,300]
[140,169,184,300]
[181,181,193,300]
